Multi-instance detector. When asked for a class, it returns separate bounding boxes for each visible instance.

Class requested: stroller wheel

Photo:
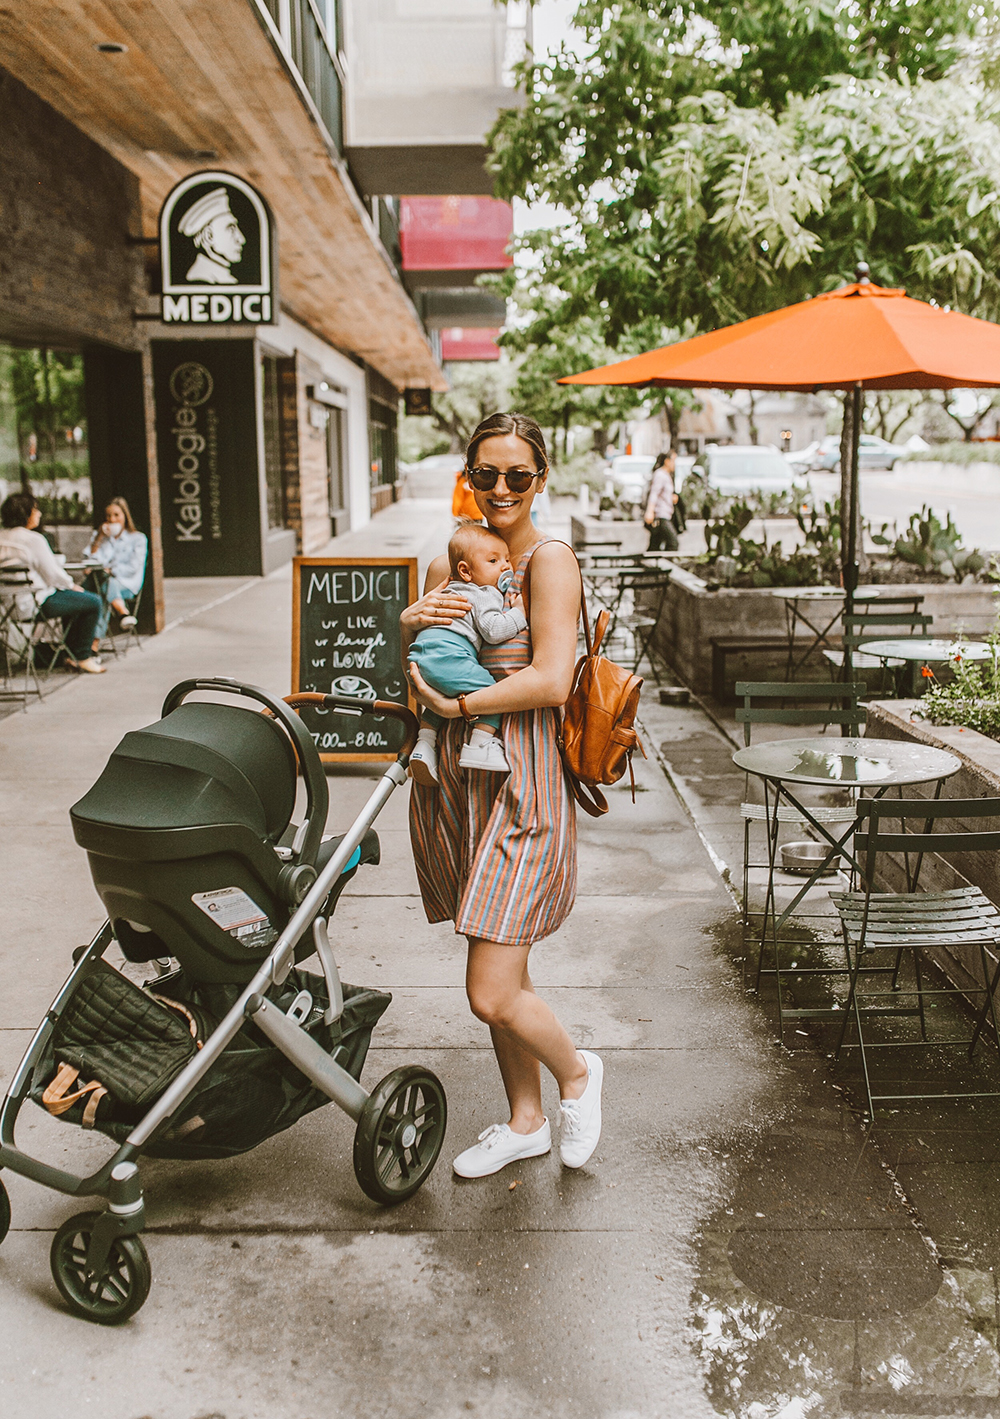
[50,1212,151,1325]
[0,1178,10,1245]
[353,1066,447,1205]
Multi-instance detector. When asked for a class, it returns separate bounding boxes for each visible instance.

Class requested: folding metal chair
[100,583,144,658]
[0,564,43,706]
[737,681,867,1003]
[606,567,673,677]
[833,797,1000,1118]
[824,596,932,692]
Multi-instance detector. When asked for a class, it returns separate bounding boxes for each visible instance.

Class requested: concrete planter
[866,701,1000,1015]
[655,569,999,698]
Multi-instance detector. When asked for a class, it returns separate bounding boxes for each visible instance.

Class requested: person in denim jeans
[0,493,106,674]
[84,497,147,646]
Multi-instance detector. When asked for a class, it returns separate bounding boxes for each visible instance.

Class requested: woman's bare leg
[467,938,588,1133]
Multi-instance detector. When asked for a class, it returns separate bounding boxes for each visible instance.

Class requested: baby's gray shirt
[443,579,527,652]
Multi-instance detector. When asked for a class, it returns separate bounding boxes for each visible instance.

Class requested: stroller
[0,679,446,1324]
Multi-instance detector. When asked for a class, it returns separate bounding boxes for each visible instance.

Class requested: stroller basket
[0,679,448,1327]
[30,962,391,1160]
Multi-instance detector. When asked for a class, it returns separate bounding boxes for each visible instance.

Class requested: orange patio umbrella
[559,267,1000,613]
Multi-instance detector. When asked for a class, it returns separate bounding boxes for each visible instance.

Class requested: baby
[408,523,527,786]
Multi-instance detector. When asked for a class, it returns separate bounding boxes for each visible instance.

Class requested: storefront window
[260,353,286,531]
[0,344,90,523]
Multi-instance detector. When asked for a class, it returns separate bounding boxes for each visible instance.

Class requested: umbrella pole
[842,382,862,681]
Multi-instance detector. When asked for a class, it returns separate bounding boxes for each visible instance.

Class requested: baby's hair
[448,522,506,577]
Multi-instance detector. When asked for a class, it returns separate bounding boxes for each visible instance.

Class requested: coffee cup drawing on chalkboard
[330,674,376,699]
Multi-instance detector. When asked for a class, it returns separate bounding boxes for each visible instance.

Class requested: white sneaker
[119,615,138,630]
[458,736,510,774]
[68,656,107,675]
[453,1119,550,1178]
[409,737,439,786]
[559,1051,603,1168]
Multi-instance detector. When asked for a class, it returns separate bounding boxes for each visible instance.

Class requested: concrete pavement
[2,496,981,1419]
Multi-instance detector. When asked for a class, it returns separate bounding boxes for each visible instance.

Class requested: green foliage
[871,506,986,579]
[36,493,92,525]
[919,634,1000,739]
[697,492,839,587]
[490,6,1000,340]
[7,348,87,461]
[704,499,755,559]
[905,442,1000,465]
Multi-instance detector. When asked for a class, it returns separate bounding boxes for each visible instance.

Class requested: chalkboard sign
[291,557,419,763]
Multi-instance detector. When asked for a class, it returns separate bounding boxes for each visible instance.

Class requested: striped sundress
[408,537,577,947]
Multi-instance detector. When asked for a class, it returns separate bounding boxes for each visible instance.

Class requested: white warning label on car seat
[191,887,277,950]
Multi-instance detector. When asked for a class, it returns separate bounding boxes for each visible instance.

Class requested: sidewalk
[1,499,985,1418]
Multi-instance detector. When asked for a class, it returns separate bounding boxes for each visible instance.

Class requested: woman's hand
[400,577,471,634]
[408,660,462,719]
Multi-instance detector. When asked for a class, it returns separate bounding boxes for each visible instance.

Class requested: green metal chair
[605,566,673,677]
[736,680,867,1029]
[832,797,1000,1119]
[823,596,932,692]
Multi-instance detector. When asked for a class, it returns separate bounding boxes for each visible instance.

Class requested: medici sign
[159,172,277,326]
[152,340,263,576]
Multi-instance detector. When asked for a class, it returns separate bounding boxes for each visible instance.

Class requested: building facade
[0,0,523,627]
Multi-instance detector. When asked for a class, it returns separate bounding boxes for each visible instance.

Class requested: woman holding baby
[400,412,602,1179]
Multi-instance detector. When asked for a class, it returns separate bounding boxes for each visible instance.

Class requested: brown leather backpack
[559,589,646,817]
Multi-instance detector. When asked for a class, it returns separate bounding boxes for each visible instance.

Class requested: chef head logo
[159,171,275,323]
[178,187,246,285]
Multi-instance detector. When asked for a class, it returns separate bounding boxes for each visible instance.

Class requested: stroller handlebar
[284,694,419,761]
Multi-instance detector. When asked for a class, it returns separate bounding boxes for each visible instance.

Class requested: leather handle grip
[284,693,420,760]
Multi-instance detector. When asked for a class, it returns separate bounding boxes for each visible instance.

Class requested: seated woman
[84,497,148,648]
[0,492,105,674]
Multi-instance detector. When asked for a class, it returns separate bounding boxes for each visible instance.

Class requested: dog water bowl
[780,841,839,876]
[658,687,690,707]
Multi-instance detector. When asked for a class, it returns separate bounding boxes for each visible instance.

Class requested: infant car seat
[70,687,378,984]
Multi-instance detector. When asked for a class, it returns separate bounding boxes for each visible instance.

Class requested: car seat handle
[160,678,329,867]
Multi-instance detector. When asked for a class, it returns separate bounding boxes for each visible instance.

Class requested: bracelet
[457,694,478,723]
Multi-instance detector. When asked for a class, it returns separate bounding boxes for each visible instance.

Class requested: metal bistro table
[771,586,879,681]
[731,736,962,1041]
[863,638,995,697]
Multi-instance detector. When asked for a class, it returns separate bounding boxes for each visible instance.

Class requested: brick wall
[295,355,334,554]
[0,68,145,350]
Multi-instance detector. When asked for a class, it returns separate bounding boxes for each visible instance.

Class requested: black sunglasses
[467,465,546,493]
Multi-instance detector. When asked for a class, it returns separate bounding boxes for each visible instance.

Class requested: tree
[490,6,1000,338]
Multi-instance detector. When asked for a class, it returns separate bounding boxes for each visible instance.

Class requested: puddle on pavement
[688,1054,1000,1417]
[689,919,1000,1417]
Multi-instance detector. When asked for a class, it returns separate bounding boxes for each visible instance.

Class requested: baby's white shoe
[409,730,439,786]
[459,735,510,774]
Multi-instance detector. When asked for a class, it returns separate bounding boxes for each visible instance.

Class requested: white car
[690,445,800,496]
[606,454,656,511]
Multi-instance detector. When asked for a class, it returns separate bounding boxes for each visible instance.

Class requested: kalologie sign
[152,340,262,576]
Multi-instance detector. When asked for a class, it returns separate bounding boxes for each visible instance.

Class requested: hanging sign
[159,171,277,326]
[291,557,418,763]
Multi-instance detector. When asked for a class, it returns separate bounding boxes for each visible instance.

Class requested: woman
[644,450,679,552]
[84,497,147,648]
[0,492,105,674]
[402,413,603,1179]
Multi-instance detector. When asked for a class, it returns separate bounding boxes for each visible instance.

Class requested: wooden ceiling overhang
[0,0,447,390]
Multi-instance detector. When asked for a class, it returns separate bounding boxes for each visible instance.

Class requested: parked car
[689,445,800,496]
[799,433,908,473]
[605,454,656,516]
